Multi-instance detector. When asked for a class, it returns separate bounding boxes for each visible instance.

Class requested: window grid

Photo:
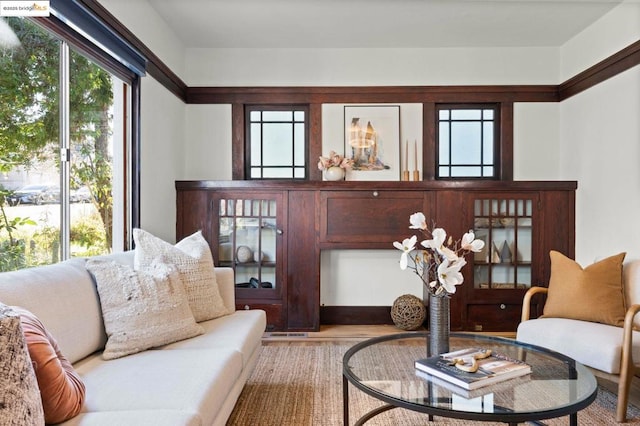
[246,107,307,180]
[437,105,498,179]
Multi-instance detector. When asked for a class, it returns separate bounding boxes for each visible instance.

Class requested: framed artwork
[343,105,401,181]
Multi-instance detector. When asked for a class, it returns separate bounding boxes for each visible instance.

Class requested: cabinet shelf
[219,260,277,268]
[477,283,530,289]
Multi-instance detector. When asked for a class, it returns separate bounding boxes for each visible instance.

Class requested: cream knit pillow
[87,259,204,360]
[133,229,230,321]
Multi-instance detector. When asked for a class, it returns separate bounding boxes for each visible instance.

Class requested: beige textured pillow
[134,229,230,321]
[87,259,204,360]
[543,250,626,326]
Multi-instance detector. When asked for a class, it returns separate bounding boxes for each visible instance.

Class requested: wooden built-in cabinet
[176,180,576,332]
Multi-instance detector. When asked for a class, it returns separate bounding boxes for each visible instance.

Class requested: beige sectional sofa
[0,251,266,425]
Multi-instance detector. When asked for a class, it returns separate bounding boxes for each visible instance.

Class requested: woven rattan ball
[391,294,426,330]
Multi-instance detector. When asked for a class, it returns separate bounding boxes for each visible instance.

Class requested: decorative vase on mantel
[428,294,450,356]
[324,166,345,181]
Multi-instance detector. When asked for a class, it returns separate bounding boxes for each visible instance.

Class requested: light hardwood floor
[263,325,640,407]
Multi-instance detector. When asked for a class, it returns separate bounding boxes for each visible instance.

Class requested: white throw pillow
[86,259,204,360]
[133,229,230,321]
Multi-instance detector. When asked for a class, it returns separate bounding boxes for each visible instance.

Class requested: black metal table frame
[342,332,597,426]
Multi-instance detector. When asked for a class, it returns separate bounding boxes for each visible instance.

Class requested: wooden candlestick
[402,140,410,181]
[413,139,420,181]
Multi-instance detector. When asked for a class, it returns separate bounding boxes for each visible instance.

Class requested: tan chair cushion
[543,250,626,326]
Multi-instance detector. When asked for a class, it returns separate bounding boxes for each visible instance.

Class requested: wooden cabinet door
[462,193,540,332]
[213,191,286,302]
[319,190,434,248]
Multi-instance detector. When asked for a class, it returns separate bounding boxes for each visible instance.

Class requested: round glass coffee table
[343,332,597,426]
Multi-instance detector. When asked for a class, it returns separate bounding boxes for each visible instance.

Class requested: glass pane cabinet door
[473,198,533,290]
[218,196,281,296]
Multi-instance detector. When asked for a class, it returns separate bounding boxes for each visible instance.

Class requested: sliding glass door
[0,17,132,271]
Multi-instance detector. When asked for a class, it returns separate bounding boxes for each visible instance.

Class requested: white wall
[513,103,562,180]
[561,1,640,81]
[559,2,640,264]
[138,76,185,243]
[559,66,640,264]
[185,47,559,86]
[100,0,187,243]
[184,105,233,180]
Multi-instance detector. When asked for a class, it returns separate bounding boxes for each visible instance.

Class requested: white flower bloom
[421,228,446,250]
[437,258,466,294]
[393,235,417,270]
[461,231,485,252]
[439,246,459,262]
[409,212,427,230]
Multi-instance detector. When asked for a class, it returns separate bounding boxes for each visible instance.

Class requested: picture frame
[344,105,401,181]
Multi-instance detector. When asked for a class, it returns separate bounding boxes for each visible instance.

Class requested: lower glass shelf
[218,261,276,268]
[476,282,530,289]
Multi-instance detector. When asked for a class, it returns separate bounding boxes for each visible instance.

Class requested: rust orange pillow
[15,307,85,424]
[543,251,626,326]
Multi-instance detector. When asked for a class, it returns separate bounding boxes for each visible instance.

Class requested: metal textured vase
[428,295,450,356]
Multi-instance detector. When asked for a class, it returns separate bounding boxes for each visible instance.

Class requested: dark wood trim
[231,103,244,179]
[145,61,188,103]
[309,104,323,181]
[176,179,578,192]
[422,103,436,180]
[79,0,188,102]
[559,39,640,101]
[500,102,514,181]
[320,306,395,325]
[186,85,559,104]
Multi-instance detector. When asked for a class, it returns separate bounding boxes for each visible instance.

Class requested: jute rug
[227,341,640,426]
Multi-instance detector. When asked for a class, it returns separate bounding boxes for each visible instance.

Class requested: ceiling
[144,0,623,49]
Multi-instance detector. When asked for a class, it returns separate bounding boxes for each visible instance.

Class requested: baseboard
[320,306,394,325]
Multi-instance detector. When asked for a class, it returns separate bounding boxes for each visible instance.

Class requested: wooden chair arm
[521,286,548,322]
[621,304,640,374]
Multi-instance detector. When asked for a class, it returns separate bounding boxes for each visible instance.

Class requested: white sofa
[0,251,266,426]
[517,259,640,423]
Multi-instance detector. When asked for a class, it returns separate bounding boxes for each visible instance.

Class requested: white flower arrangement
[393,212,485,297]
[317,151,354,171]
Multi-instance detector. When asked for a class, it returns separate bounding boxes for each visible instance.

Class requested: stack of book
[415,347,532,391]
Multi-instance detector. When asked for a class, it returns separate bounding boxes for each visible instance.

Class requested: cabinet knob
[276,229,283,235]
[372,191,379,197]
[499,303,506,310]
[244,305,250,310]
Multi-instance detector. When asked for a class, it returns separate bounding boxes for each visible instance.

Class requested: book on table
[414,347,532,391]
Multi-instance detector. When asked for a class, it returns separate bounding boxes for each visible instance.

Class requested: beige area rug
[227,341,640,426]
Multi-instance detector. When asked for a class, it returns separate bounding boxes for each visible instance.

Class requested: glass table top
[343,332,598,423]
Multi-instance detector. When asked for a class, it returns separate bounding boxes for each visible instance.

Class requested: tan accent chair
[517,259,640,423]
